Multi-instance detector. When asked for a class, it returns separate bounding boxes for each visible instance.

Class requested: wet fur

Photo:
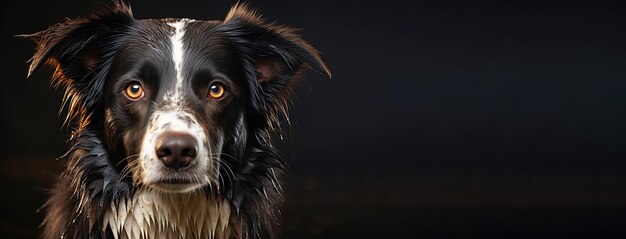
[23,1,330,238]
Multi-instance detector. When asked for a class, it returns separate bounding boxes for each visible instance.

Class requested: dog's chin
[151,182,204,193]
[146,173,208,193]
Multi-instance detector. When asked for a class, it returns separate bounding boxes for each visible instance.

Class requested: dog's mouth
[156,175,196,184]
[150,171,206,192]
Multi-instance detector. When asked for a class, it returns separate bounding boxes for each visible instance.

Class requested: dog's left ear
[218,4,331,126]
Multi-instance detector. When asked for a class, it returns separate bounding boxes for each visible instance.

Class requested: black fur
[22,1,330,238]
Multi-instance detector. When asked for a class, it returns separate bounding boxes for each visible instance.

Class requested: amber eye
[208,83,225,99]
[124,83,144,100]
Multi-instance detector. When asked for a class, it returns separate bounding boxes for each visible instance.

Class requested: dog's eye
[124,83,144,100]
[208,83,225,99]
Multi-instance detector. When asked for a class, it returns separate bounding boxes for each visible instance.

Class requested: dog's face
[25,3,329,193]
[105,19,246,192]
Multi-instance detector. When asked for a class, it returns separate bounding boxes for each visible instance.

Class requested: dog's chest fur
[104,190,235,239]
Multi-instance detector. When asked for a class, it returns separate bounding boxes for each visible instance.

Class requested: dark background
[2,0,626,238]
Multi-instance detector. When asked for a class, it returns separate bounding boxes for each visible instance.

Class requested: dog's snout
[155,132,197,170]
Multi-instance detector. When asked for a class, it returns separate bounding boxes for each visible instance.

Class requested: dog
[22,1,330,238]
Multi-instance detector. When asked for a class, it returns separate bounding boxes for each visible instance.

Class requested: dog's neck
[104,189,236,239]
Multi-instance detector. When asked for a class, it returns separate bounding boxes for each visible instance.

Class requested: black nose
[155,132,197,170]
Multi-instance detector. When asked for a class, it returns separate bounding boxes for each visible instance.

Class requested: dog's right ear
[18,0,134,125]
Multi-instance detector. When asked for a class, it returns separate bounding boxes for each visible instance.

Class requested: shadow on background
[2,0,626,238]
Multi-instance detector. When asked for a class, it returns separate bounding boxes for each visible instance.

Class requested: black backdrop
[2,0,626,238]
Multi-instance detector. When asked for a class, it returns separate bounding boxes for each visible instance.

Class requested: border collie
[22,1,330,238]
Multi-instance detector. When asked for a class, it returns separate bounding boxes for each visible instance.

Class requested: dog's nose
[155,132,197,170]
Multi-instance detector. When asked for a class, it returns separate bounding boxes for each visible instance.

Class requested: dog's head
[24,1,329,193]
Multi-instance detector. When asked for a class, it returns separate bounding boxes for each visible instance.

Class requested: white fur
[104,189,234,239]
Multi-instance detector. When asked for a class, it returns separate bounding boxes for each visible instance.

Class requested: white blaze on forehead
[166,19,191,108]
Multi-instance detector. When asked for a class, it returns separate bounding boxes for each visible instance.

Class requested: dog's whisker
[115,154,139,167]
[210,153,237,188]
[116,157,140,184]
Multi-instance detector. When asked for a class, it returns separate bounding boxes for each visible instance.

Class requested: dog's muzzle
[138,110,213,192]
